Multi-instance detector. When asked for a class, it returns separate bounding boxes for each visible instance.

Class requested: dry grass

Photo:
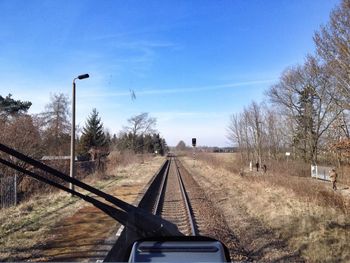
[195,152,243,173]
[196,152,350,213]
[336,165,350,185]
[182,153,350,262]
[15,150,150,202]
[0,192,82,260]
[107,150,153,169]
[0,155,164,261]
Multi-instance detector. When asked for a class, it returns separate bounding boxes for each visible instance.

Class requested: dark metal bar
[0,143,182,237]
[0,143,133,212]
[0,157,133,229]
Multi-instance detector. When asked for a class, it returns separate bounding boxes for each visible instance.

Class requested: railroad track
[105,156,245,262]
[0,143,245,261]
[154,157,198,235]
[104,157,200,261]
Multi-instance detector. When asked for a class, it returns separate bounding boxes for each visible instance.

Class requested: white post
[193,147,196,167]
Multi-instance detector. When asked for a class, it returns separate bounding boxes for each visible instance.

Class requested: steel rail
[105,157,199,261]
[152,157,198,236]
[174,158,198,236]
[153,159,170,215]
[104,158,181,262]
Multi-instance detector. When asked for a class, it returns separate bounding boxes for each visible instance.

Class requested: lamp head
[77,74,89,80]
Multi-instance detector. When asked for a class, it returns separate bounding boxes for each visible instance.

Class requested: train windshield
[1,0,350,262]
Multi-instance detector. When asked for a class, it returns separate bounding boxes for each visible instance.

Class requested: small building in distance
[212,147,237,153]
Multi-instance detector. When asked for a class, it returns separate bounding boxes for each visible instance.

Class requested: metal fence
[0,158,102,209]
[311,165,332,181]
[0,174,16,208]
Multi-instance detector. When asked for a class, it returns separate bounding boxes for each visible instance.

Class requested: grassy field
[0,155,164,261]
[183,153,350,262]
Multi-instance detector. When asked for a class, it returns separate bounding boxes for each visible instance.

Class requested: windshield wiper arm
[0,143,182,237]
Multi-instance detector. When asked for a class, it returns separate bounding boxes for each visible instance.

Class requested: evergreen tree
[144,134,154,153]
[150,133,167,155]
[105,130,112,146]
[152,134,161,154]
[294,85,317,162]
[114,131,168,156]
[0,94,32,119]
[176,140,187,151]
[78,108,106,160]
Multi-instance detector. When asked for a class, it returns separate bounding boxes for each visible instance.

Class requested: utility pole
[70,74,89,192]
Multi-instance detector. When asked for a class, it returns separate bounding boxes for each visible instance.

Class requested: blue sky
[0,0,339,146]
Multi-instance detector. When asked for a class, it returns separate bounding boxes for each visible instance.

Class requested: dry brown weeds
[182,153,350,262]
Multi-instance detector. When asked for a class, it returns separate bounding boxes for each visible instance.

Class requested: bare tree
[246,102,265,164]
[123,112,157,152]
[125,113,156,135]
[228,101,275,163]
[267,56,342,162]
[227,113,244,161]
[314,0,350,108]
[0,115,42,188]
[39,93,71,156]
[227,0,349,165]
[264,109,285,159]
[241,110,253,161]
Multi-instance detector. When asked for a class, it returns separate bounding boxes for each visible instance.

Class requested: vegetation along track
[105,157,248,261]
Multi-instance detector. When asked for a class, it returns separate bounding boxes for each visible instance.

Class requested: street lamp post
[70,74,89,192]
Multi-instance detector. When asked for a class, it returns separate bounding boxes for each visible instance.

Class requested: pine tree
[78,108,106,160]
[151,133,167,155]
[294,85,317,162]
[0,94,32,119]
[176,140,187,151]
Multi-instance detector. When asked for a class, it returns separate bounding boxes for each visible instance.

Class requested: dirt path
[29,185,142,262]
[1,157,164,262]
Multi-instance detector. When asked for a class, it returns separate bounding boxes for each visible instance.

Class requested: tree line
[228,0,350,165]
[0,92,168,206]
[0,93,168,166]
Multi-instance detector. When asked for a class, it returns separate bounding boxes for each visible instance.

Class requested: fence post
[0,175,2,208]
[14,173,17,205]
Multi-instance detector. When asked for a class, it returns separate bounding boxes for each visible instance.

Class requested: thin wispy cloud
[80,79,276,98]
[153,111,228,122]
[2,0,334,147]
[110,40,177,49]
[105,39,179,77]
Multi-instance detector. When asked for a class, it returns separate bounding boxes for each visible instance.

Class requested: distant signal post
[192,138,196,167]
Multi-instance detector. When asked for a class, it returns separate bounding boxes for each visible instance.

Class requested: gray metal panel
[311,165,331,181]
[129,241,227,262]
